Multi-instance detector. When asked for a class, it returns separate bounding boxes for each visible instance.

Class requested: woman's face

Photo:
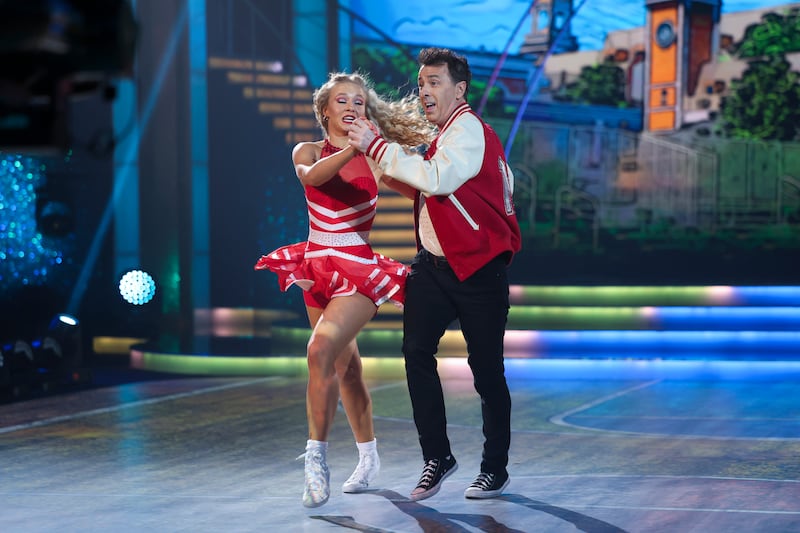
[324,81,367,135]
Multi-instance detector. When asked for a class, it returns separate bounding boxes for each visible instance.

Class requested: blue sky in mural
[351,0,798,52]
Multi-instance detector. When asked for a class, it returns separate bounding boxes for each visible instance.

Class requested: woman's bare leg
[335,326,381,493]
[336,341,375,443]
[305,293,376,441]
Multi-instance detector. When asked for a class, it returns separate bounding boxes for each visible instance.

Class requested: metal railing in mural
[501,120,800,252]
[779,176,800,224]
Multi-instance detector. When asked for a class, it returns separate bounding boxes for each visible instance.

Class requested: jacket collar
[439,102,472,133]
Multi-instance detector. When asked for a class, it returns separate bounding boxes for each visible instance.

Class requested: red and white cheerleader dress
[255,141,409,308]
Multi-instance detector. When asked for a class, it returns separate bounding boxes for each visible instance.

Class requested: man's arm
[348,116,485,196]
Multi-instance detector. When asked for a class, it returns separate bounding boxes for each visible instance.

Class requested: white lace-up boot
[300,439,330,507]
[342,438,380,493]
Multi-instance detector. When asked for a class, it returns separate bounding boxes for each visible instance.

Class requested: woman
[255,72,432,508]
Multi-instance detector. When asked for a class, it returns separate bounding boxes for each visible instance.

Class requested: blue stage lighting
[55,313,78,327]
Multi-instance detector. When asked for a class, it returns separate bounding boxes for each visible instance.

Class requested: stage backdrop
[347,0,800,285]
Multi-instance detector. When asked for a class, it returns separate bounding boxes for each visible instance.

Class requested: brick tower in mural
[644,0,723,132]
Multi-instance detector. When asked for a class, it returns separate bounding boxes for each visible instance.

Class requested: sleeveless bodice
[304,141,377,250]
[255,139,408,308]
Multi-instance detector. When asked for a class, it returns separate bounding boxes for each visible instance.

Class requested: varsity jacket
[365,102,521,281]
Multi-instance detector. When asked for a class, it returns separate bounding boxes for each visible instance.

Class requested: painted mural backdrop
[351,0,800,285]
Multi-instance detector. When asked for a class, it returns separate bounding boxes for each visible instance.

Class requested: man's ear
[457,81,467,100]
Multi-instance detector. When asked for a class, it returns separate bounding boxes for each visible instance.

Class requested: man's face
[417,63,466,128]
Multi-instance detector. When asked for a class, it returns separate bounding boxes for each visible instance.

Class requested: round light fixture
[118,269,157,305]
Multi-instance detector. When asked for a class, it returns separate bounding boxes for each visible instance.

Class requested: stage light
[56,314,78,327]
[1,314,85,399]
[38,313,83,370]
[0,340,38,397]
[30,337,62,371]
[118,270,157,305]
[5,339,36,380]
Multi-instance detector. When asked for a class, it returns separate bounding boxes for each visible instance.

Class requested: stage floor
[2,366,800,532]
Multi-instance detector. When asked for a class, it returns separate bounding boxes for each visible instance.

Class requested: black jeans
[403,249,512,475]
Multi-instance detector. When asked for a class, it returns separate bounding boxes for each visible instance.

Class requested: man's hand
[347,117,379,154]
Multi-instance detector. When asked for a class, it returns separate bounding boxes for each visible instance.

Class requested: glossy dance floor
[2,361,800,532]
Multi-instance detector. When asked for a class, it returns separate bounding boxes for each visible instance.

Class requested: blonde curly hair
[313,71,435,148]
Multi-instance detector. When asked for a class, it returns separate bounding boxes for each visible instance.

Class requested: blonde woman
[255,72,432,507]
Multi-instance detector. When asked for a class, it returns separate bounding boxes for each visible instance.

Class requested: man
[348,47,521,501]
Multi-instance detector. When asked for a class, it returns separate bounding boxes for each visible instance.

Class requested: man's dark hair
[418,47,471,96]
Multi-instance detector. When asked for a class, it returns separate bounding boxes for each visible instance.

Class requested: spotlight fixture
[41,313,83,370]
[118,270,157,305]
[1,313,87,399]
[6,339,37,387]
[0,341,32,398]
[31,337,62,371]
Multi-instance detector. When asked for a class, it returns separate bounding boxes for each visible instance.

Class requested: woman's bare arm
[293,141,357,187]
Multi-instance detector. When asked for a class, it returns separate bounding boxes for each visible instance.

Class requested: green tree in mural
[735,9,800,58]
[721,54,800,141]
[721,8,800,140]
[561,61,626,107]
[352,44,418,99]
[469,79,506,116]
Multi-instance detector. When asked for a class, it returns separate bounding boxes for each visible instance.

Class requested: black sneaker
[464,471,509,499]
[409,455,458,501]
